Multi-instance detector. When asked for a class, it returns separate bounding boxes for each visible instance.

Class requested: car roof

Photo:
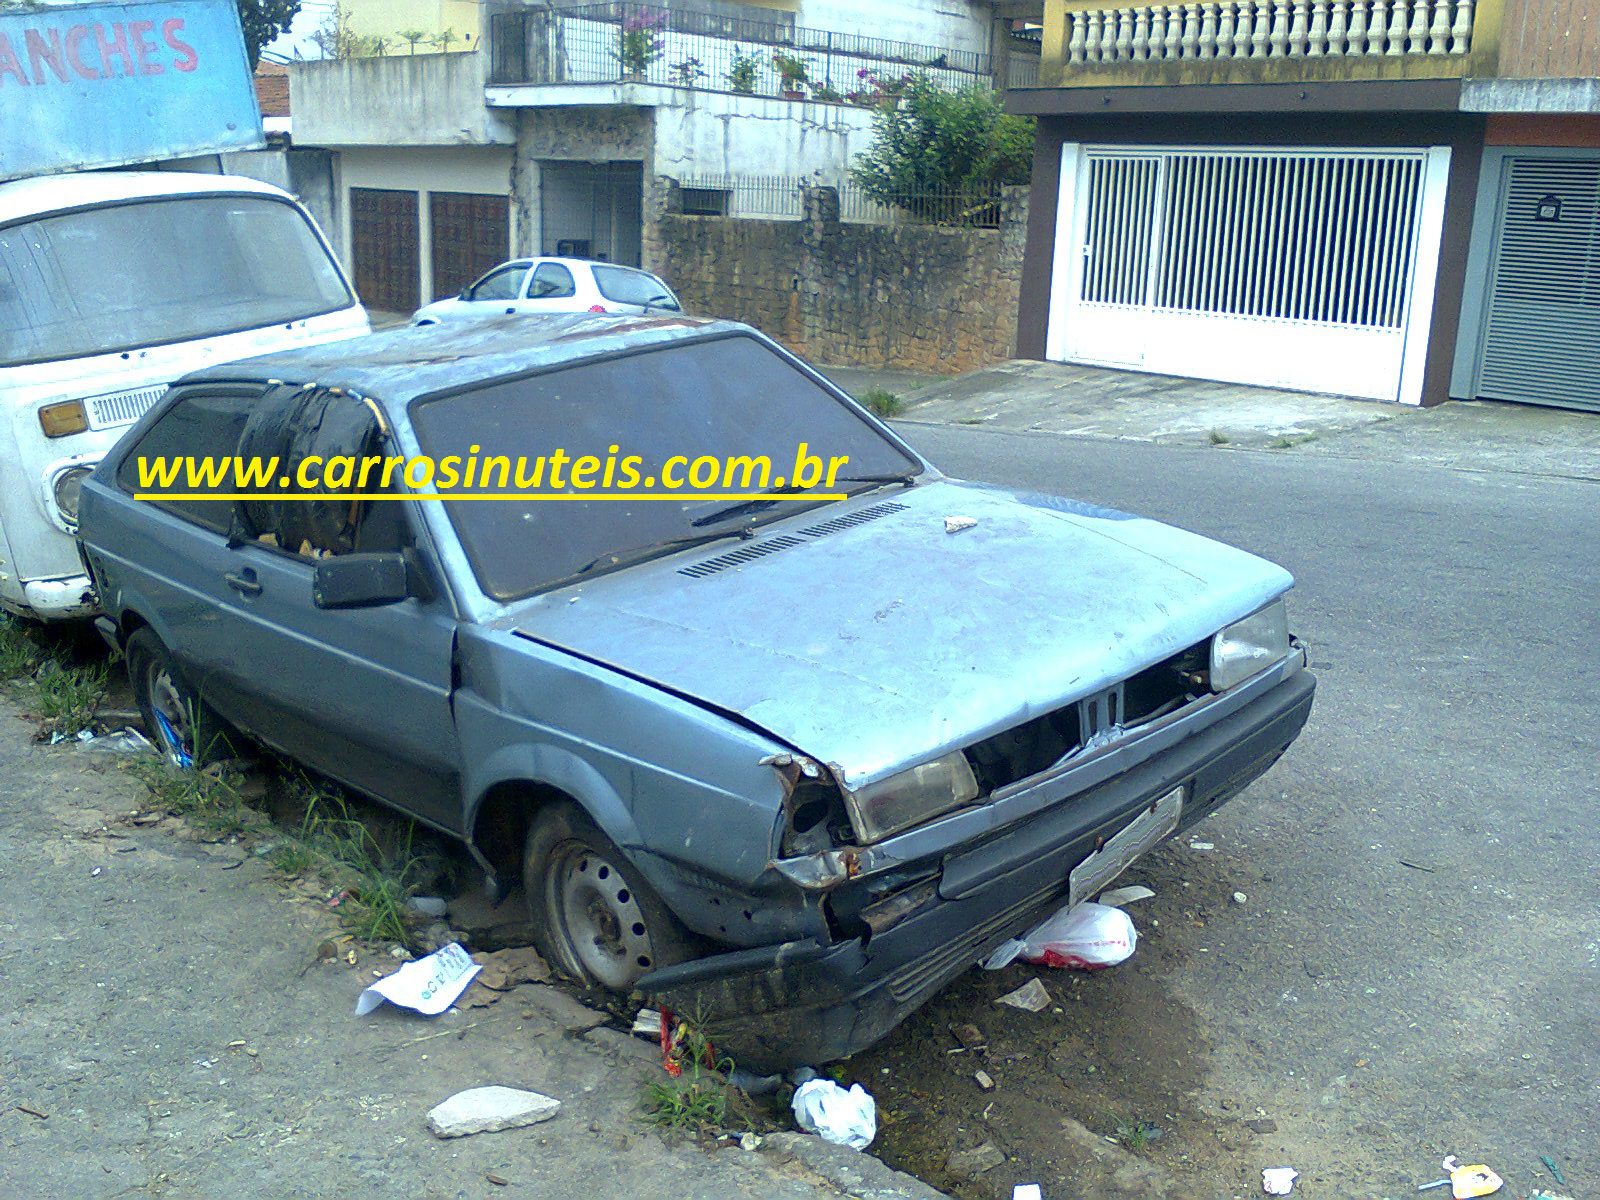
[0,171,297,227]
[179,313,747,405]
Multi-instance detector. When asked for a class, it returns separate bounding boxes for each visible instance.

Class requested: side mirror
[313,552,410,609]
[459,289,471,301]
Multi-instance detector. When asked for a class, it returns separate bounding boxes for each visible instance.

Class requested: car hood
[507,480,1293,788]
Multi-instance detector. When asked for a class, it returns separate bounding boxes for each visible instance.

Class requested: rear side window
[116,390,259,533]
[529,262,576,299]
[593,265,678,309]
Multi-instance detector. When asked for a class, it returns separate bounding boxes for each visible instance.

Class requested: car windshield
[0,194,353,368]
[409,335,921,600]
[593,265,679,309]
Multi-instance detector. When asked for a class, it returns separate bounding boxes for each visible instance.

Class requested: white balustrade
[1062,0,1477,65]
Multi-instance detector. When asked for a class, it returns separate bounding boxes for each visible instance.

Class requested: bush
[850,74,1034,202]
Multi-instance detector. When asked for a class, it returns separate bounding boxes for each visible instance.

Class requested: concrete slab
[879,359,1600,481]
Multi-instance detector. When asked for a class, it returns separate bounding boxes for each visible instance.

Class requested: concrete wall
[292,52,513,147]
[797,0,992,54]
[345,0,483,42]
[220,146,340,254]
[655,184,1028,374]
[651,89,879,178]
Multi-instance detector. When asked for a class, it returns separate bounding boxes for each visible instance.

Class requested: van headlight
[844,751,980,843]
[52,466,92,526]
[1211,599,1290,691]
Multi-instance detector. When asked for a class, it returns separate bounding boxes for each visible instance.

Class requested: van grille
[85,385,168,430]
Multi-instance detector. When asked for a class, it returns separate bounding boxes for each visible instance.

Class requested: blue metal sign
[0,0,265,181]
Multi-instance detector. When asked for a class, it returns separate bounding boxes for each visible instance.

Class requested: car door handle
[505,306,516,314]
[224,569,262,597]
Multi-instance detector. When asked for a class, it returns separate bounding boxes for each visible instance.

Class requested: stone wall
[652,184,1028,375]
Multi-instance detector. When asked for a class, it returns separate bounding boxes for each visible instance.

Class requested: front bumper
[640,667,1315,1072]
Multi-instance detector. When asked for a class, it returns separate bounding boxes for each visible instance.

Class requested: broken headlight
[1210,598,1290,692]
[844,751,980,844]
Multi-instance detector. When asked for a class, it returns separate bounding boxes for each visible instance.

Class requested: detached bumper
[640,668,1315,1072]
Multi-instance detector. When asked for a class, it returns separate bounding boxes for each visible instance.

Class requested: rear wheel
[126,628,231,768]
[522,802,697,991]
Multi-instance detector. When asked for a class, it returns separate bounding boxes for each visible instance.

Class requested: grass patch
[859,387,907,419]
[0,617,43,680]
[1110,1114,1163,1153]
[1208,428,1230,445]
[286,778,424,944]
[644,1013,740,1138]
[128,754,255,837]
[124,750,429,946]
[1270,432,1318,450]
[32,661,108,740]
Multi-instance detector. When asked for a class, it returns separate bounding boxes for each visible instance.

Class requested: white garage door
[1047,146,1452,403]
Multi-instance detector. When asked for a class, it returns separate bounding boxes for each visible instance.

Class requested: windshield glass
[410,335,921,601]
[594,265,678,308]
[0,194,353,368]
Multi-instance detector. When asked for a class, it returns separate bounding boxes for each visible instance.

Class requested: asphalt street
[883,420,1598,1195]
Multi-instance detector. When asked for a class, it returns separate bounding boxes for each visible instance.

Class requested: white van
[0,171,369,620]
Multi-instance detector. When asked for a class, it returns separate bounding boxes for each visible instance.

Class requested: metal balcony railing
[488,2,995,100]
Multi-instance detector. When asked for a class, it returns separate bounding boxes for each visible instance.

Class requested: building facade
[288,0,1039,314]
[1011,0,1600,410]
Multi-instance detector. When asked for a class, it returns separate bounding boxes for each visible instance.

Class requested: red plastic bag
[984,901,1137,971]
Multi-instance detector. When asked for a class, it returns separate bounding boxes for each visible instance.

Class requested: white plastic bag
[791,1079,876,1150]
[983,901,1137,971]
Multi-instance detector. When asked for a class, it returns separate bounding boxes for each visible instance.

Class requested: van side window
[115,389,259,533]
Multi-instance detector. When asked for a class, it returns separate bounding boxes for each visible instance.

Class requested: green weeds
[644,1011,741,1138]
[32,661,108,740]
[859,387,907,419]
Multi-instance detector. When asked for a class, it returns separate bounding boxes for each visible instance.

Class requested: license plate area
[1068,786,1184,907]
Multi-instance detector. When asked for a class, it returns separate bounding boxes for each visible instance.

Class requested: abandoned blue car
[77,316,1315,1068]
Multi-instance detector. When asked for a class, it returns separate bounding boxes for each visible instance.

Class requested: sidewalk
[0,710,940,1200]
[824,359,1600,483]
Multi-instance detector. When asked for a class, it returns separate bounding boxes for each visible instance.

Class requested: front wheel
[522,802,698,991]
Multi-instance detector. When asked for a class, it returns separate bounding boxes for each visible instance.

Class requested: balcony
[1038,0,1507,87]
[486,1,1001,100]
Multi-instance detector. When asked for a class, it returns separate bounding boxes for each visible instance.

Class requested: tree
[237,0,301,67]
[849,74,1035,201]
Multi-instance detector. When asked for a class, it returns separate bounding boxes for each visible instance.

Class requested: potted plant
[771,50,808,99]
[727,50,759,94]
[811,80,842,103]
[671,56,705,88]
[615,8,666,81]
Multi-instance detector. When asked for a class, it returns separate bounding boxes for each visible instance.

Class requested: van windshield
[0,194,354,368]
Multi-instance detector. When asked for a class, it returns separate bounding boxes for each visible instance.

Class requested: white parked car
[412,258,683,325]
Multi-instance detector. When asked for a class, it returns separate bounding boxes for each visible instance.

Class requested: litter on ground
[995,978,1053,1012]
[1097,884,1155,907]
[791,1078,876,1150]
[1262,1166,1298,1194]
[354,942,479,1017]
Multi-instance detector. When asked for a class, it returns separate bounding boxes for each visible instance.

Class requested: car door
[107,385,277,729]
[459,262,531,317]
[213,387,463,831]
[507,261,581,314]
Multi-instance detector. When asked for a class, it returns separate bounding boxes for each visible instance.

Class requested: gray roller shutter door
[1476,156,1600,412]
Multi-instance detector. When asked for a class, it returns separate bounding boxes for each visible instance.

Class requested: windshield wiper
[835,471,921,493]
[690,484,824,528]
[573,525,755,578]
